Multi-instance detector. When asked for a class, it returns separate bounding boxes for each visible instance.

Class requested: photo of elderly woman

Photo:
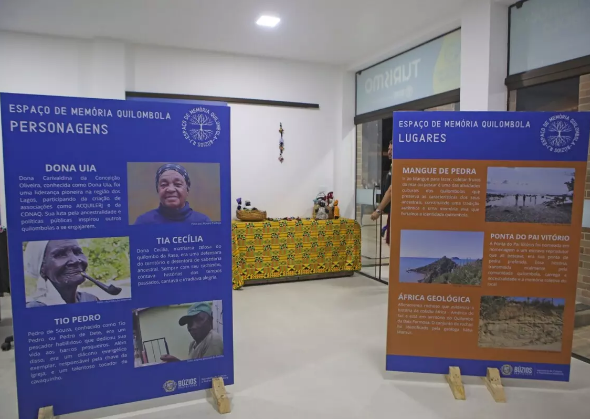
[23,237,131,308]
[128,162,220,225]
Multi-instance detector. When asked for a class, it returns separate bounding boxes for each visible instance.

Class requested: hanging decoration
[278,122,285,163]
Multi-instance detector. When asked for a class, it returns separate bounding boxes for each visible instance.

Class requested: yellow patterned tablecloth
[232,218,361,289]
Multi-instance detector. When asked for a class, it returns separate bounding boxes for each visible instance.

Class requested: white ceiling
[0,0,466,67]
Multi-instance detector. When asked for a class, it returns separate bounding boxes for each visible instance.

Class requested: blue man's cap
[179,302,212,325]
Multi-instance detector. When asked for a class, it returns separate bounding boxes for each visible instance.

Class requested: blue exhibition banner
[392,111,590,162]
[0,93,234,418]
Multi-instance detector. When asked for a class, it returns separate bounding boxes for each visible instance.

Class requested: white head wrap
[24,240,68,306]
[24,240,49,279]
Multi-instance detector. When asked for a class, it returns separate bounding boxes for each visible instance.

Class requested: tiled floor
[359,214,390,262]
[360,265,390,283]
[359,214,390,283]
[3,279,590,418]
[573,325,590,359]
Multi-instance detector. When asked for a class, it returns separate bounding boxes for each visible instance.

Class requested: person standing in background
[373,141,393,245]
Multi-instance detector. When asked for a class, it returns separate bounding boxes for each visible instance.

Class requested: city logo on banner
[514,366,533,376]
[540,114,580,153]
[501,364,533,377]
[177,378,199,390]
[163,380,177,393]
[162,378,199,393]
[182,107,221,148]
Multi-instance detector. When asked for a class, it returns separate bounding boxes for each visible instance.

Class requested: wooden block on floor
[483,367,506,403]
[212,377,231,414]
[38,406,55,419]
[445,366,466,400]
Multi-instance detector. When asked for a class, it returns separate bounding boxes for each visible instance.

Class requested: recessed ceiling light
[256,15,280,27]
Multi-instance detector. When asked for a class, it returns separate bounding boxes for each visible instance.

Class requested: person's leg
[386,215,390,245]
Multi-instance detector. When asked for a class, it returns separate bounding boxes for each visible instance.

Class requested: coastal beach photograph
[478,296,564,352]
[399,230,484,285]
[486,167,575,224]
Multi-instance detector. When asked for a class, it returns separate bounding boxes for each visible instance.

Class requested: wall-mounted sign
[356,29,461,116]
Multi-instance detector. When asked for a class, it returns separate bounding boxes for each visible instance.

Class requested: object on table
[313,192,336,220]
[315,200,329,220]
[313,192,326,219]
[236,199,266,221]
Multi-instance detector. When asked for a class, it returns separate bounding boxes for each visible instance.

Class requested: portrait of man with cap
[24,239,99,307]
[160,302,224,362]
[134,163,211,225]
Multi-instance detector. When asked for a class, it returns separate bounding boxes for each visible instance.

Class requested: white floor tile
[1,277,590,419]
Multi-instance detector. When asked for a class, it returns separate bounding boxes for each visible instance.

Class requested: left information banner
[0,93,233,418]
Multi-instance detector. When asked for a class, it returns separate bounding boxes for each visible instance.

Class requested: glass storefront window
[356,120,389,282]
[511,76,590,362]
[355,103,459,284]
[509,0,590,75]
[515,77,580,112]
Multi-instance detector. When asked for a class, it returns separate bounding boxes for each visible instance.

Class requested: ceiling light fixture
[256,15,280,27]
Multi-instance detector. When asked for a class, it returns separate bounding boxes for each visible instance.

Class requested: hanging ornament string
[278,122,285,163]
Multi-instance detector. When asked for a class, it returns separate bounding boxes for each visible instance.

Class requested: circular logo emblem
[182,107,221,147]
[540,114,580,153]
[501,365,513,376]
[163,380,177,393]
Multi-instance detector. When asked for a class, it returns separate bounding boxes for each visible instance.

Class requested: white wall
[0,33,84,225]
[0,32,87,96]
[334,71,356,219]
[129,44,342,218]
[460,0,508,111]
[0,31,353,224]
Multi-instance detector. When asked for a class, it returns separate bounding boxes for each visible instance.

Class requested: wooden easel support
[445,366,466,400]
[212,377,231,414]
[483,368,506,403]
[38,406,56,419]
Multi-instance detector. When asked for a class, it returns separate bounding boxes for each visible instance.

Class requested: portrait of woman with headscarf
[24,239,99,308]
[134,163,211,225]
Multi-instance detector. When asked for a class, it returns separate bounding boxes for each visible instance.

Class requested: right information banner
[387,112,590,381]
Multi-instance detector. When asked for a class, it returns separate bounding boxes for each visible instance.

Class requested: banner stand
[0,94,235,418]
[444,366,505,402]
[483,368,506,403]
[212,377,231,414]
[387,111,590,395]
[445,366,466,400]
[37,406,55,419]
[36,377,232,418]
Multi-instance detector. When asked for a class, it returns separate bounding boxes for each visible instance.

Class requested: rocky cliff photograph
[399,230,484,285]
[478,296,564,351]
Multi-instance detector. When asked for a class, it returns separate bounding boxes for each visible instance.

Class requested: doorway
[355,103,459,284]
[356,118,392,283]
